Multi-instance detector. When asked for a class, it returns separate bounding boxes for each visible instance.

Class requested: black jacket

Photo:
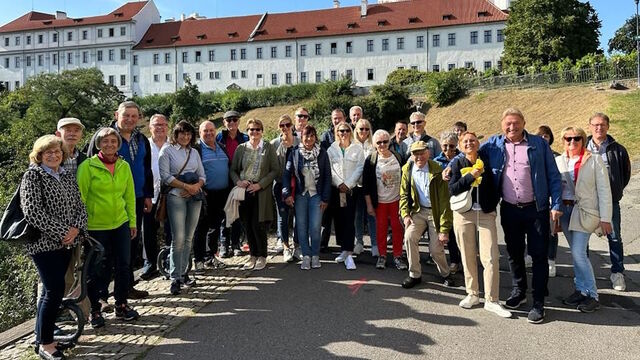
[587,135,631,203]
[448,154,499,213]
[362,150,403,208]
[320,128,334,151]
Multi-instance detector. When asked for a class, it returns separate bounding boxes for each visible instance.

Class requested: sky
[0,0,632,54]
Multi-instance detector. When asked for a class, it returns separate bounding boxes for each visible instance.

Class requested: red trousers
[376,201,404,257]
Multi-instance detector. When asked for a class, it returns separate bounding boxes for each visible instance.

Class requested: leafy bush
[425,69,472,106]
[133,93,174,119]
[305,78,355,125]
[0,242,38,333]
[385,69,431,87]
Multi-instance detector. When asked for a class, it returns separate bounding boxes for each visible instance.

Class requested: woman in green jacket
[77,127,139,329]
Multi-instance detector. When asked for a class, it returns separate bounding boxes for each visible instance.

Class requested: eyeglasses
[43,149,62,156]
[564,136,582,142]
[376,140,389,145]
[442,144,457,149]
[279,123,292,128]
[248,128,263,132]
[358,128,370,132]
[225,117,239,123]
[589,123,607,128]
[338,129,351,133]
[410,120,424,125]
[296,114,309,119]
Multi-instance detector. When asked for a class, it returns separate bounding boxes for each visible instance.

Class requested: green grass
[607,89,640,159]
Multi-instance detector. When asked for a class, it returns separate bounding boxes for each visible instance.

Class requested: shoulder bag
[155,149,191,222]
[0,170,42,245]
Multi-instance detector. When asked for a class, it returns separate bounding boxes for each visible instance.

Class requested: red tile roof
[133,14,262,50]
[134,0,506,50]
[0,1,148,33]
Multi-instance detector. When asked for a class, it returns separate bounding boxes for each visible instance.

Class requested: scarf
[298,143,320,182]
[98,151,118,164]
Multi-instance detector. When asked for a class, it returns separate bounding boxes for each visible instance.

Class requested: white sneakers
[459,295,480,309]
[611,272,626,291]
[283,248,294,263]
[253,257,266,271]
[548,260,556,278]
[345,255,356,270]
[243,256,256,270]
[484,301,512,318]
[335,251,348,263]
[353,243,364,255]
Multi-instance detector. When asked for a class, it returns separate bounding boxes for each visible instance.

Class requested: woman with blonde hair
[352,118,377,256]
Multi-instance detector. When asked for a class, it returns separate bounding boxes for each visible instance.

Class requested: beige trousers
[453,210,500,301]
[404,207,450,279]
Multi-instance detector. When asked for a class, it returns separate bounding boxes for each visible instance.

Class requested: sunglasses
[358,128,370,132]
[442,144,457,149]
[564,136,582,142]
[248,128,263,132]
[225,117,239,123]
[376,140,389,145]
[338,129,351,133]
[279,123,292,128]
[410,120,424,125]
[296,114,309,119]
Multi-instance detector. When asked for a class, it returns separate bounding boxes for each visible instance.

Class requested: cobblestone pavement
[1,245,276,360]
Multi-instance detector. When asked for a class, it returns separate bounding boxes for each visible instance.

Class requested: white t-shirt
[376,155,401,203]
[561,157,580,201]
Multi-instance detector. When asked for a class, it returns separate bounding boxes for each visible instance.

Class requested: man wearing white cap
[56,117,87,174]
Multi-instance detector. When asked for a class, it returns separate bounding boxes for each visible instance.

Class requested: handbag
[576,205,601,234]
[449,190,472,213]
[0,171,42,245]
[155,149,192,222]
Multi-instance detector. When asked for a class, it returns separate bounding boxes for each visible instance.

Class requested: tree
[171,77,202,125]
[502,0,601,73]
[608,15,640,55]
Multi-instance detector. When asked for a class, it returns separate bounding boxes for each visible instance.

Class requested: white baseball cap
[57,117,85,131]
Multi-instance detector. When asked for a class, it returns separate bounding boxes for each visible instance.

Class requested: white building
[0,0,508,97]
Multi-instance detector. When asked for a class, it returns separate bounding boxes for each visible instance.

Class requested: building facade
[0,0,508,97]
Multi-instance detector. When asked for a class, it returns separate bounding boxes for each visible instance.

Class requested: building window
[153,74,159,82]
[484,30,492,43]
[315,43,321,56]
[382,38,389,51]
[14,81,19,89]
[97,51,103,62]
[182,52,188,63]
[82,30,88,40]
[315,71,322,83]
[120,75,126,86]
[411,65,418,70]
[183,73,188,81]
[164,53,170,64]
[82,51,88,63]
[230,49,237,60]
[432,34,440,47]
[497,60,503,70]
[133,55,138,65]
[285,73,292,84]
[367,68,374,81]
[416,35,424,48]
[300,44,306,56]
[108,49,114,61]
[231,70,237,79]
[484,61,492,71]
[448,33,456,46]
[208,50,215,61]
[52,33,58,43]
[256,47,262,59]
[300,72,307,83]
[108,28,114,37]
[120,49,126,60]
[195,72,202,80]
[209,71,220,80]
[195,51,201,62]
[3,38,8,47]
[346,42,352,54]
[120,26,126,36]
[52,54,57,65]
[470,31,478,45]
[271,73,278,85]
[330,70,337,81]
[241,70,247,79]
[133,75,138,83]
[26,36,31,45]
[239,48,245,60]
[345,69,353,79]
[3,58,9,68]
[366,39,374,52]
[271,46,277,58]
[38,35,43,44]
[97,29,103,38]
[37,55,43,66]
[285,45,292,57]
[497,29,504,42]
[331,42,337,54]
[108,75,115,85]
[15,36,20,46]
[432,64,440,72]
[397,37,404,50]
[464,61,474,69]
[26,56,31,67]
[152,53,159,64]
[67,32,73,41]
[165,74,171,82]
[448,63,456,71]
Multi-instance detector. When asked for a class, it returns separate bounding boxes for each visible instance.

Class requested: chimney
[55,11,67,20]
[360,0,368,17]
[333,0,340,8]
[164,17,175,22]
[180,13,185,21]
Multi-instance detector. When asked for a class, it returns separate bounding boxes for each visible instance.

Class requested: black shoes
[527,302,545,324]
[505,290,527,309]
[139,267,159,281]
[577,297,600,313]
[115,304,140,321]
[401,276,422,289]
[182,275,196,287]
[90,311,105,329]
[442,275,455,287]
[563,290,587,307]
[128,287,149,299]
[170,281,181,295]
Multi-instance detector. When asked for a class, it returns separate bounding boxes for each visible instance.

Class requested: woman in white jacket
[327,121,365,270]
[352,118,377,256]
[555,126,612,313]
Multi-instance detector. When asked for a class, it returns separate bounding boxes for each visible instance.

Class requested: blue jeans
[88,222,131,310]
[273,182,297,247]
[561,205,598,299]
[295,193,323,257]
[167,195,202,282]
[354,187,377,249]
[607,201,624,274]
[32,248,71,345]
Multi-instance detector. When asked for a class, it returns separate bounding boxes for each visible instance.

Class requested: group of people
[18,100,630,360]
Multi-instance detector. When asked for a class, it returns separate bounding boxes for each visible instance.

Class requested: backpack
[0,173,41,245]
